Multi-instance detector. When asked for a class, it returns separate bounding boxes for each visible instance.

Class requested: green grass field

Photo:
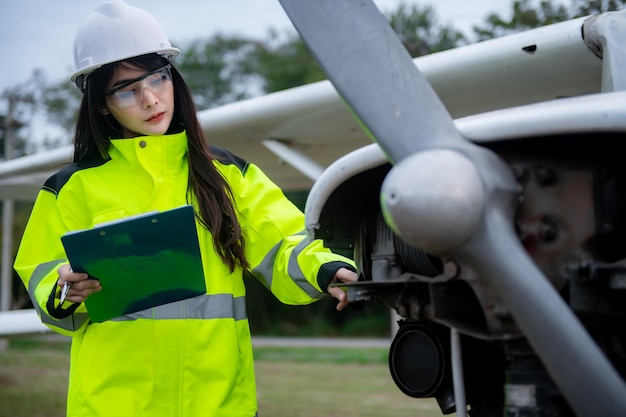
[0,337,441,417]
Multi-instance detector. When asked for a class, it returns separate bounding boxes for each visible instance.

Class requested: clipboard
[61,205,206,323]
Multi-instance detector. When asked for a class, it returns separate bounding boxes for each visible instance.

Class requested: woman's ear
[99,107,110,115]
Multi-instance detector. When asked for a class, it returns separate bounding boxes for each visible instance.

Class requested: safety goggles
[104,64,173,109]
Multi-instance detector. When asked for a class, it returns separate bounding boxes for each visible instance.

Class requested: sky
[0,0,513,94]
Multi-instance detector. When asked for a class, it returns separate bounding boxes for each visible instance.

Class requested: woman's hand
[57,264,102,304]
[327,268,359,311]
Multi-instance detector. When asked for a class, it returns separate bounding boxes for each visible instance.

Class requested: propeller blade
[280,0,626,415]
[467,211,626,417]
[278,0,465,163]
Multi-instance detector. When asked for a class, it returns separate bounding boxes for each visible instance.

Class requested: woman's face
[104,63,175,138]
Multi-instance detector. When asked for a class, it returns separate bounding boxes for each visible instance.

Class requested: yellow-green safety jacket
[14,131,355,417]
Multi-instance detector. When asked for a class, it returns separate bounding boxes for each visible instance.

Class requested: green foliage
[246,30,327,93]
[386,2,467,56]
[473,0,571,41]
[178,2,470,102]
[573,0,626,15]
[177,34,258,109]
[473,0,626,41]
[0,85,36,158]
[40,73,81,135]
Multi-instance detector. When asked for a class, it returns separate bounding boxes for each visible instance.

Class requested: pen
[60,282,71,304]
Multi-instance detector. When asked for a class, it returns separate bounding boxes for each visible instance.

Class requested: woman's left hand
[327,268,359,311]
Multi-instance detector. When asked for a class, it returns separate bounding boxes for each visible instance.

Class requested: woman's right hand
[57,264,102,303]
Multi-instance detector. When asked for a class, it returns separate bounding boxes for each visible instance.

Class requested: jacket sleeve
[227,160,356,305]
[14,187,91,337]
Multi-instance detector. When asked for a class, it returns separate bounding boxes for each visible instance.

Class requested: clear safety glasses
[104,64,173,109]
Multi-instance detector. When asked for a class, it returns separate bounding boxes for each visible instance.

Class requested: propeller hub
[380,149,484,253]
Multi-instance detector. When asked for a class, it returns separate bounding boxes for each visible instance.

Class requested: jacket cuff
[46,283,80,319]
[316,261,356,293]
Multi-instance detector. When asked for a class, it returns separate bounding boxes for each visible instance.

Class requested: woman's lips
[146,112,164,123]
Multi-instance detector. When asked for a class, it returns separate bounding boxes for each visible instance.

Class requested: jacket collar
[108,131,188,173]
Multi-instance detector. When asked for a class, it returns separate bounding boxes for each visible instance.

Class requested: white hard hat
[71,0,180,91]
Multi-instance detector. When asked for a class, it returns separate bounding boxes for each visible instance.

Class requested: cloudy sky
[0,0,515,93]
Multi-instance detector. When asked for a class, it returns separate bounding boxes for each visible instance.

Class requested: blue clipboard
[61,205,206,323]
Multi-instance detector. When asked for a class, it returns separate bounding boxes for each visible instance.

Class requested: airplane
[279,2,626,417]
[1,2,625,416]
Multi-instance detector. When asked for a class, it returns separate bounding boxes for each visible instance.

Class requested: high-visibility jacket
[14,131,355,417]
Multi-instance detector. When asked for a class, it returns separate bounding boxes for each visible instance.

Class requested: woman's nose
[142,88,158,108]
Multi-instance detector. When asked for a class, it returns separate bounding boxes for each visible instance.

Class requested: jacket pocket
[92,207,127,227]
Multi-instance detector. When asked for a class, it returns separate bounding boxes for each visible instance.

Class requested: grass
[0,337,441,417]
[0,338,70,417]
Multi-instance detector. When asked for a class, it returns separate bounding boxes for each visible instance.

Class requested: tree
[473,0,626,41]
[573,0,626,15]
[1,69,79,157]
[386,2,466,57]
[473,0,570,41]
[40,72,82,139]
[0,84,36,159]
[176,34,259,110]
[245,29,327,94]
[242,3,466,94]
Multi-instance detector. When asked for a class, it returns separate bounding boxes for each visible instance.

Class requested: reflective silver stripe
[252,240,280,289]
[109,293,247,321]
[28,260,89,331]
[252,232,323,299]
[288,236,324,299]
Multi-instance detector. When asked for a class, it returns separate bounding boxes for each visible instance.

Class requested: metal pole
[0,94,16,350]
[451,328,467,417]
[1,95,16,313]
[1,200,14,311]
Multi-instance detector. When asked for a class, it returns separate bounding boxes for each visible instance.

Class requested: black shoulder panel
[41,156,107,198]
[209,145,250,175]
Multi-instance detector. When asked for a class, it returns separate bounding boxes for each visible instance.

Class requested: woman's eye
[115,89,136,100]
[148,75,165,88]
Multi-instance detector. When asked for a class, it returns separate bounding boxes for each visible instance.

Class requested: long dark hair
[73,54,249,272]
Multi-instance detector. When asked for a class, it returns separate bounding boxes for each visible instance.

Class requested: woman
[14,1,358,416]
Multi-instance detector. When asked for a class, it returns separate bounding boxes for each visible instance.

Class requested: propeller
[278,1,626,415]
